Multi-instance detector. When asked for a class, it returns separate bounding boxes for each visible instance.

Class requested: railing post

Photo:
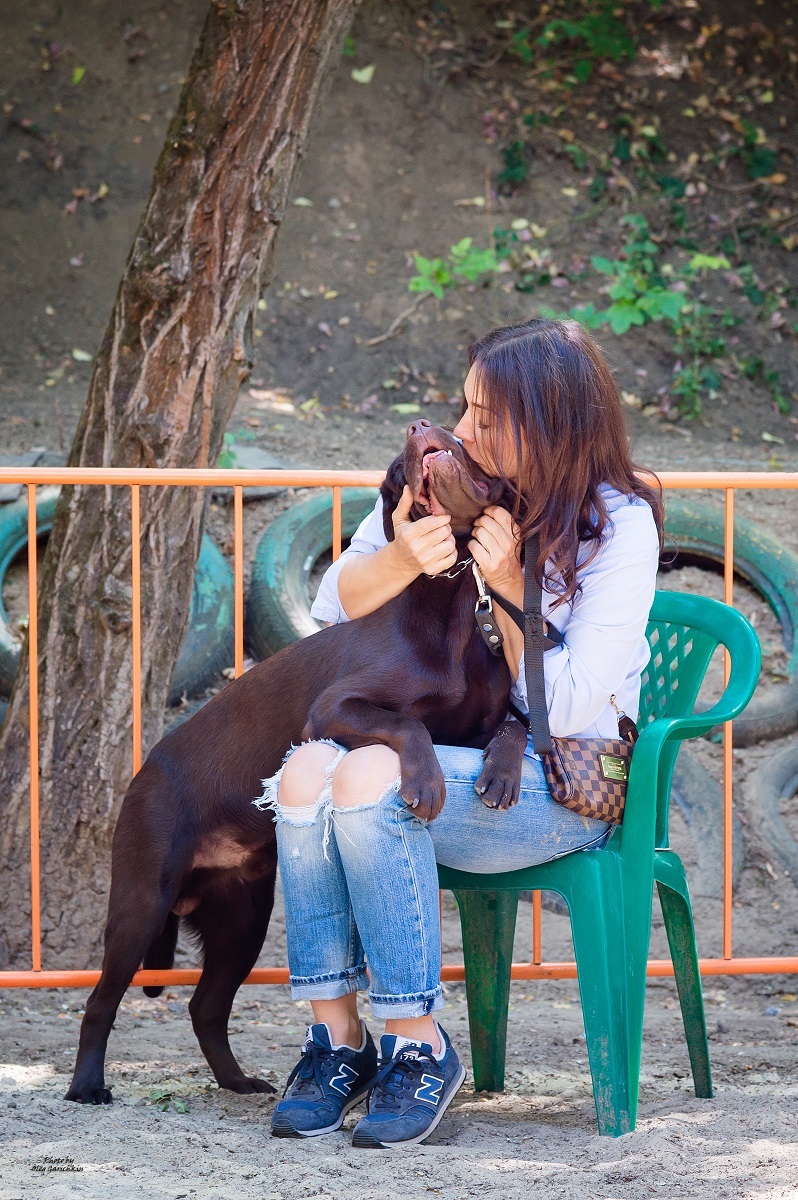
[332,485,342,562]
[532,890,542,965]
[723,487,734,960]
[26,484,41,973]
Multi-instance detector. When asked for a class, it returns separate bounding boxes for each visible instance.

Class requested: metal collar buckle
[425,555,474,580]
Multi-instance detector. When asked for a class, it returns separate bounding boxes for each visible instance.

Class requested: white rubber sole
[351,1063,467,1149]
[271,1085,370,1138]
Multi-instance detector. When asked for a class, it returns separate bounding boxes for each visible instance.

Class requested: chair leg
[656,877,713,1099]
[568,866,652,1137]
[453,889,518,1092]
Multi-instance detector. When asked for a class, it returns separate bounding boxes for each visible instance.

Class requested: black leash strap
[472,564,504,656]
[522,533,553,756]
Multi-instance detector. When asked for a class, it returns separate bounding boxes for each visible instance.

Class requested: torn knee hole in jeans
[253,740,346,857]
[328,773,404,849]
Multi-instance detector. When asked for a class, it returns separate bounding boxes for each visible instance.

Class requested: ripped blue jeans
[257,737,613,1020]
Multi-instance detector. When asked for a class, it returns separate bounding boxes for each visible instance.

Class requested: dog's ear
[379,455,406,542]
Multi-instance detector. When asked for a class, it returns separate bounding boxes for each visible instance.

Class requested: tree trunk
[0,0,357,969]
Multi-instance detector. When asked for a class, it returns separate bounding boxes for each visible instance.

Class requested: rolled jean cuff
[289,964,369,1002]
[368,986,444,1020]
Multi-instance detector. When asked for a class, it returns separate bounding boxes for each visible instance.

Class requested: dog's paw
[221,1076,276,1095]
[401,765,446,822]
[475,722,525,811]
[64,1084,113,1105]
[475,757,522,811]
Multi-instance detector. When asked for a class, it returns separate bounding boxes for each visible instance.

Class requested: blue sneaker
[271,1022,378,1138]
[351,1025,466,1149]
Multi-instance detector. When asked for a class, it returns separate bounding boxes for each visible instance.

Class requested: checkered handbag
[513,533,639,827]
[542,735,633,826]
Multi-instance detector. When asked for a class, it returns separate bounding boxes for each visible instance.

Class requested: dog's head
[380,420,507,540]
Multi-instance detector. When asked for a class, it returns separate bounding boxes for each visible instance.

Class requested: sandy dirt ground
[2,0,798,1194]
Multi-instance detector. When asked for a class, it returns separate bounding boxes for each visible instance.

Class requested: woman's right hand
[391,485,458,577]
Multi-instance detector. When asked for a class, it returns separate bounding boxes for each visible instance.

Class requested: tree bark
[0,0,358,968]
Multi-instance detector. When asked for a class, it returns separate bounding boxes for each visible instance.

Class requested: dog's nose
[407,419,433,438]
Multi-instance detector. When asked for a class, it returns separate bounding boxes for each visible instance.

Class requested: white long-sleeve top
[310,484,660,741]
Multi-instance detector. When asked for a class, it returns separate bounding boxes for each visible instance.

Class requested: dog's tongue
[428,484,447,517]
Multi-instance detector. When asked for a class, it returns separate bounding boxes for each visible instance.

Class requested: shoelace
[284,1041,335,1098]
[370,1048,440,1111]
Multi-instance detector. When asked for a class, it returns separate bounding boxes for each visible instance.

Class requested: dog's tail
[141,911,179,998]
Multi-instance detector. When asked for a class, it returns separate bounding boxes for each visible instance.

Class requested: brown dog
[65,421,527,1105]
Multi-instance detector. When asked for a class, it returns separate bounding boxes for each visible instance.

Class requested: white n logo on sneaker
[414,1073,443,1106]
[329,1062,359,1096]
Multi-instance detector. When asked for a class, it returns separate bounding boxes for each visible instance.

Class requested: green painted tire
[747,744,798,888]
[0,489,234,705]
[663,497,798,745]
[246,488,380,659]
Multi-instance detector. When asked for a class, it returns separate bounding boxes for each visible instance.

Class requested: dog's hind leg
[65,896,173,1105]
[141,911,180,998]
[187,874,277,1094]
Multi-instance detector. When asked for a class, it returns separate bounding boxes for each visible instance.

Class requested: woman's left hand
[469,506,522,593]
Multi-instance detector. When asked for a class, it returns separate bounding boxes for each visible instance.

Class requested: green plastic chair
[438,589,761,1137]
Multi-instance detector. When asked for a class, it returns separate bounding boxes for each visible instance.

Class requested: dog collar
[424,555,474,580]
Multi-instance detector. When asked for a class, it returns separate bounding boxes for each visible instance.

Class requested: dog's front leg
[304,688,445,822]
[473,717,528,810]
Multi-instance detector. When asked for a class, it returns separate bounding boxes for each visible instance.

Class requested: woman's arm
[311,486,459,623]
[339,486,458,618]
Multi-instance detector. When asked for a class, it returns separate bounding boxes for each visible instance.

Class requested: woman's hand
[391,485,458,577]
[469,506,522,593]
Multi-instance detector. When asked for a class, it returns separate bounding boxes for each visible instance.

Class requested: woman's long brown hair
[468,318,664,607]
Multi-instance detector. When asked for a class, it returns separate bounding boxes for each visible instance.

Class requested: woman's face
[452,364,520,481]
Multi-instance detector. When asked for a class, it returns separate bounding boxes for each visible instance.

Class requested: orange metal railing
[0,465,797,990]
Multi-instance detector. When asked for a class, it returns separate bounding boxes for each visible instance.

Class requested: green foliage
[498,140,528,187]
[149,1088,188,1113]
[341,36,356,58]
[522,111,551,130]
[217,428,255,468]
[217,432,238,469]
[408,238,500,299]
[570,215,693,334]
[740,357,790,414]
[656,176,686,200]
[739,119,777,180]
[564,143,588,171]
[538,3,636,64]
[738,264,764,306]
[671,304,726,416]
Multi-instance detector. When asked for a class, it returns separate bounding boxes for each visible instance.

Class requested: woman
[263,318,663,1148]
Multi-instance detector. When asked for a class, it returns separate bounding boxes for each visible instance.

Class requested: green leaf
[568,303,606,329]
[351,65,375,84]
[71,66,85,86]
[390,403,422,415]
[688,253,730,272]
[606,302,645,334]
[590,256,616,276]
[655,175,686,199]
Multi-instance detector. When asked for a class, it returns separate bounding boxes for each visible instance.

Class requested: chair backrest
[641,589,759,846]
